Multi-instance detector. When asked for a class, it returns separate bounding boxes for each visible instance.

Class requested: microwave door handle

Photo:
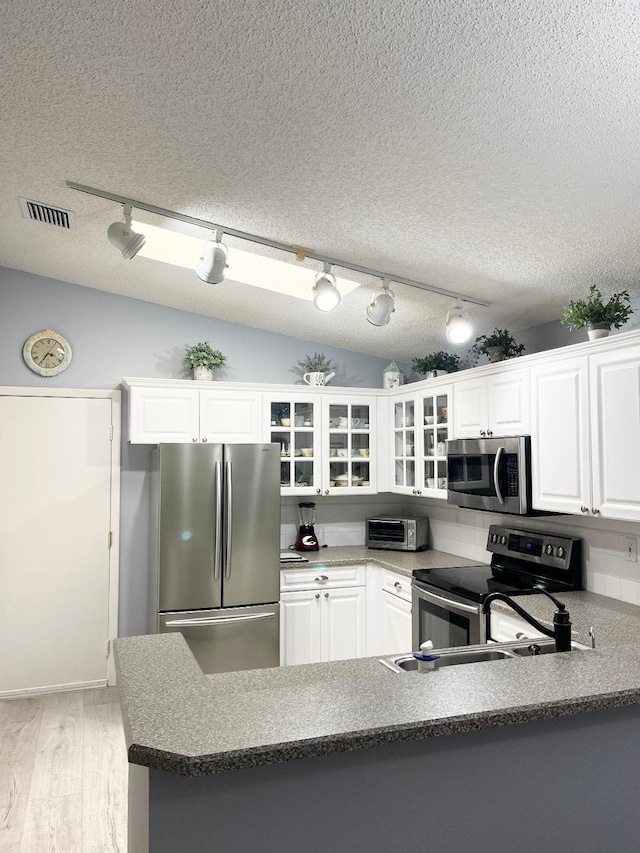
[412,584,480,615]
[493,446,505,505]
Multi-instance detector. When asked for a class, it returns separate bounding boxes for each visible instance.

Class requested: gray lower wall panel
[148,705,640,853]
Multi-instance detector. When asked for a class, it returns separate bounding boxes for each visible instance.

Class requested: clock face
[23,330,72,377]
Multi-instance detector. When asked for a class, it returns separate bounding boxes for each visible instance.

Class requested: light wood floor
[0,687,127,852]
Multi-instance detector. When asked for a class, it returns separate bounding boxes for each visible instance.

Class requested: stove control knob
[491,533,498,543]
[557,546,565,559]
[545,544,554,556]
[500,535,507,546]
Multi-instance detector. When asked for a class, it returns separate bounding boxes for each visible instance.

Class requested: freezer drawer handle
[165,613,276,628]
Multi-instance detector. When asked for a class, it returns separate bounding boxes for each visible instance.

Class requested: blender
[295,502,320,551]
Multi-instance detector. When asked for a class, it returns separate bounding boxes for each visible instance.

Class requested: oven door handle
[412,583,480,614]
[493,445,505,505]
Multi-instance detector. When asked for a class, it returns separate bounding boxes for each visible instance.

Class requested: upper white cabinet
[389,386,451,498]
[531,344,640,521]
[453,369,530,439]
[126,381,263,444]
[264,392,323,495]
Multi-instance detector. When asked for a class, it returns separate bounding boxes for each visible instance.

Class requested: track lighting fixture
[106,204,145,259]
[445,302,473,344]
[196,229,228,284]
[313,263,341,312]
[366,279,395,326]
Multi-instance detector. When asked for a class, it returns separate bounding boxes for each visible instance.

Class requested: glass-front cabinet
[391,385,451,497]
[264,392,377,495]
[322,397,375,494]
[265,393,322,494]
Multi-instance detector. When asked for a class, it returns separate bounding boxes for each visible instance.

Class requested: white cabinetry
[366,567,413,656]
[532,345,640,520]
[280,566,366,666]
[125,380,263,444]
[488,610,545,643]
[453,370,529,439]
[389,386,451,498]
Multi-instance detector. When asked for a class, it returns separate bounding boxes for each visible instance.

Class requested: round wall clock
[23,329,73,377]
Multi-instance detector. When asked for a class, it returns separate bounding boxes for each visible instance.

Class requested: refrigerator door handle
[165,612,276,628]
[224,459,233,579]
[214,460,223,579]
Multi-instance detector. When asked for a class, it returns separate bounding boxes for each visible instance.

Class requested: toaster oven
[366,516,429,552]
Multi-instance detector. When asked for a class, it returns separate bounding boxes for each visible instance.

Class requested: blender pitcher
[295,502,320,551]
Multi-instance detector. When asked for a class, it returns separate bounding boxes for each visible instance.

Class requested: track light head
[313,264,341,311]
[366,279,395,326]
[445,303,473,344]
[196,230,228,284]
[107,205,145,259]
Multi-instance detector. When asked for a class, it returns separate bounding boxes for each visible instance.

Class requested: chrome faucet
[482,587,572,652]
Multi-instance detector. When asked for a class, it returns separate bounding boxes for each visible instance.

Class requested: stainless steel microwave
[447,435,537,515]
[366,516,429,551]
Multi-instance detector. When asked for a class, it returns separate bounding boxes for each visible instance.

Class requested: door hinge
[107,531,113,549]
[106,640,110,658]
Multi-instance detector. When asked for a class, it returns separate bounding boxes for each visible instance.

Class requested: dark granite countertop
[115,559,640,777]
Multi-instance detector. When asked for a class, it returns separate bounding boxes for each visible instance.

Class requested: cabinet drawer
[489,610,546,643]
[381,569,412,602]
[280,564,366,592]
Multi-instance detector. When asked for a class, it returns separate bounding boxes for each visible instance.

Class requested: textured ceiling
[2,0,640,360]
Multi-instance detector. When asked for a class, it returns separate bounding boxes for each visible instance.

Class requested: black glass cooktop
[412,564,548,604]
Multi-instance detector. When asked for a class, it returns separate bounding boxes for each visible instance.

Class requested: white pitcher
[303,370,336,386]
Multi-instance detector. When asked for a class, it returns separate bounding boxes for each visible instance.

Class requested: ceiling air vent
[19,198,75,230]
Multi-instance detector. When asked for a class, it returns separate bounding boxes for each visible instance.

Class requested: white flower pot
[586,322,611,341]
[193,366,213,381]
[425,369,448,380]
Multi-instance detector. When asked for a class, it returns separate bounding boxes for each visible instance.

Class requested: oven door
[412,580,484,650]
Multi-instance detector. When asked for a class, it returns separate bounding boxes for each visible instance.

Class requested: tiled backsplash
[281,494,640,606]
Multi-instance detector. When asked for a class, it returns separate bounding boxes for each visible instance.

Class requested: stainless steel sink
[379,646,517,673]
[378,638,592,673]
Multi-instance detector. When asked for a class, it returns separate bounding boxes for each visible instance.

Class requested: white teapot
[303,370,336,386]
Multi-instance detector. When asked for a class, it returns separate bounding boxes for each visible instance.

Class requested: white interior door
[0,395,114,695]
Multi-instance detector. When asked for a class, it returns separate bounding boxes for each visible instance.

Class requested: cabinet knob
[486,430,493,436]
[417,489,421,495]
[202,437,207,442]
[315,575,329,583]
[315,593,320,600]
[592,507,600,515]
[192,437,198,442]
[316,488,322,494]
[324,592,329,599]
[580,505,588,513]
[394,581,401,589]
[324,489,329,495]
[480,430,486,437]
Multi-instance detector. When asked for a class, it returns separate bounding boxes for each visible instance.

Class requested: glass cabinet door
[393,397,416,493]
[323,398,374,493]
[267,396,320,494]
[420,388,451,497]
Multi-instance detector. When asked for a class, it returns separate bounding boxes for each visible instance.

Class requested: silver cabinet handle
[394,581,402,589]
[324,489,329,495]
[581,505,588,513]
[315,593,320,599]
[324,592,329,598]
[493,445,505,505]
[214,460,223,580]
[592,507,600,515]
[224,459,233,579]
[202,437,208,442]
[315,575,329,583]
[480,430,486,436]
[316,488,322,494]
[486,429,493,436]
[192,437,198,442]
[417,489,421,495]
[165,612,276,627]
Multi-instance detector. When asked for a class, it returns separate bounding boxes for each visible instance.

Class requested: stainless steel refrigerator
[150,443,281,674]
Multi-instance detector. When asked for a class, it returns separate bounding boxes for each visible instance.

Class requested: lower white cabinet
[381,590,412,655]
[280,566,367,666]
[488,610,545,643]
[366,566,413,656]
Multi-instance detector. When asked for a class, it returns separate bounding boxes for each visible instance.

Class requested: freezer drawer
[158,603,280,674]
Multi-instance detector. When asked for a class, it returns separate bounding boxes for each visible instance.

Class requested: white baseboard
[0,679,107,700]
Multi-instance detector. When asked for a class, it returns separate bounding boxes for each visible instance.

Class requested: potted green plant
[561,285,633,340]
[184,342,227,380]
[294,352,337,386]
[411,351,461,379]
[471,329,525,363]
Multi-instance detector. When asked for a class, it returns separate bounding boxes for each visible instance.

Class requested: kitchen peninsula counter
[279,544,478,576]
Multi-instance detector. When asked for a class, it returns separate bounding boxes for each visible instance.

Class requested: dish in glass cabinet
[424,416,434,424]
